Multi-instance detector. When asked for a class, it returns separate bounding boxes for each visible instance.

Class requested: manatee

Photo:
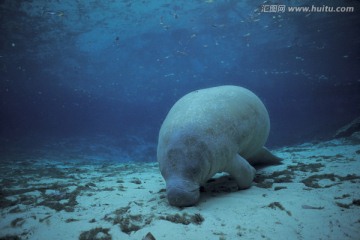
[157,85,281,207]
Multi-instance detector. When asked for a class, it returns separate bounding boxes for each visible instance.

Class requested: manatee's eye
[183,136,198,146]
[167,148,182,161]
[165,148,185,171]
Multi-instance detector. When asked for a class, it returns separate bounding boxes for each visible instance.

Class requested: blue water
[1,0,359,160]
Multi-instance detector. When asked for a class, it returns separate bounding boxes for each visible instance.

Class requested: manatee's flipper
[248,147,282,168]
[226,154,256,189]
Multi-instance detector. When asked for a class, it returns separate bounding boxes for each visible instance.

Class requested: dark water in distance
[1,0,359,159]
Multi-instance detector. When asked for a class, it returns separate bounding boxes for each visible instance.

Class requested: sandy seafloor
[0,135,359,240]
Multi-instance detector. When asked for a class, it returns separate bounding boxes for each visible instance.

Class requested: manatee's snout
[166,179,200,207]
[167,187,200,207]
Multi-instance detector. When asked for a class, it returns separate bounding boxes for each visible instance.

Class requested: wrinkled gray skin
[157,85,281,207]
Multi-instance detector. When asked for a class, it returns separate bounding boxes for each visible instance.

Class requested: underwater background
[1,1,360,240]
[1,0,359,160]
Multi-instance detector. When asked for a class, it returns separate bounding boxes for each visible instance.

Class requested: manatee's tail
[248,147,282,169]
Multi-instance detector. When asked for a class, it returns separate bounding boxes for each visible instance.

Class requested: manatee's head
[158,132,209,207]
[166,178,200,207]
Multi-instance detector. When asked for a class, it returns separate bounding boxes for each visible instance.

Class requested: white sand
[1,137,359,240]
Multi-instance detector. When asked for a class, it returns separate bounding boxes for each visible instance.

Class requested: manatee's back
[157,85,270,165]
